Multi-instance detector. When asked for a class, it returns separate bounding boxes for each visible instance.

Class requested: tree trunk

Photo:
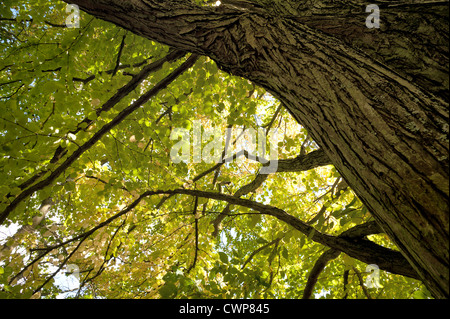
[63,0,449,298]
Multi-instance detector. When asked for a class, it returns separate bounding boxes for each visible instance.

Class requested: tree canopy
[0,0,445,299]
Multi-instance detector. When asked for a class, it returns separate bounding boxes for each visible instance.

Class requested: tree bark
[63,0,449,298]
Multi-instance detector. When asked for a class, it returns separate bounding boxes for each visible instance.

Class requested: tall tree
[59,0,449,298]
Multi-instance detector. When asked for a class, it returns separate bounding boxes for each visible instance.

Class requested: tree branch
[186,196,199,274]
[301,220,383,299]
[72,57,152,84]
[0,53,199,225]
[112,33,127,77]
[70,188,415,279]
[276,149,332,172]
[343,269,350,299]
[17,188,416,287]
[241,236,282,269]
[302,248,341,299]
[210,148,331,236]
[352,266,373,299]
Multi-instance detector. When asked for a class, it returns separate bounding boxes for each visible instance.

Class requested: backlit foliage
[0,1,429,299]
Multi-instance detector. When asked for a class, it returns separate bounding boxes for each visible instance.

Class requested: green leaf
[247,213,261,229]
[159,282,177,298]
[87,111,98,120]
[255,237,268,244]
[281,247,289,260]
[0,6,427,299]
[342,254,355,270]
[218,252,228,264]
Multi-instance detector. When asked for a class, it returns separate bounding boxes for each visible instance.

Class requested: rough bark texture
[140,188,420,280]
[62,0,449,298]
